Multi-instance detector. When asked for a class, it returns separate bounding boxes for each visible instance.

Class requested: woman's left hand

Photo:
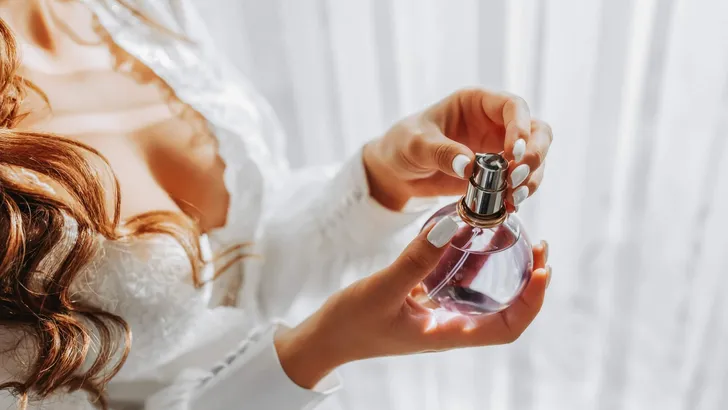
[363,88,553,210]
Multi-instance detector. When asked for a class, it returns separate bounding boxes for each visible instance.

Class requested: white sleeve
[145,322,339,410]
[253,150,431,318]
[0,324,338,410]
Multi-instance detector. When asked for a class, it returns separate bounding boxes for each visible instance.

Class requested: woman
[0,1,553,409]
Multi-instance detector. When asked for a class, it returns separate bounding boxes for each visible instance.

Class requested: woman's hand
[363,88,553,210]
[275,218,551,389]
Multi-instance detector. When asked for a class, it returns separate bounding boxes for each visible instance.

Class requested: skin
[363,89,553,211]
[277,240,551,389]
[7,0,230,231]
[2,0,554,393]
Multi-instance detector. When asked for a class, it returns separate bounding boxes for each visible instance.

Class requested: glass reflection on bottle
[419,203,533,315]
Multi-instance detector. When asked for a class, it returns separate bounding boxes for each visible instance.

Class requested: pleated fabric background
[194,0,728,409]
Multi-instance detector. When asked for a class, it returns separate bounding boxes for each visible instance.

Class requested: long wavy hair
[0,3,240,409]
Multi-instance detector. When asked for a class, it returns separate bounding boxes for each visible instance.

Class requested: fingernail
[541,240,549,261]
[451,154,471,179]
[546,265,552,288]
[510,164,530,187]
[513,138,526,162]
[512,185,529,206]
[427,216,458,248]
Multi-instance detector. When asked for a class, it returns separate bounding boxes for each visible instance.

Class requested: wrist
[274,319,342,390]
[362,141,412,211]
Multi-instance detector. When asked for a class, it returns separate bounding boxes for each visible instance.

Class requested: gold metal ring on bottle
[456,197,507,228]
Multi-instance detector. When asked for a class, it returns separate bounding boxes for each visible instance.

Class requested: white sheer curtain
[194,0,728,409]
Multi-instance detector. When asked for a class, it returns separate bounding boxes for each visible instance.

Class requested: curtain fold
[195,0,728,408]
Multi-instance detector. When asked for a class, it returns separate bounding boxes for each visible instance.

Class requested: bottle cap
[463,153,508,217]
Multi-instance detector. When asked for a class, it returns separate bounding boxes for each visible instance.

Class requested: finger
[532,240,548,270]
[524,163,545,196]
[420,247,551,349]
[410,174,469,196]
[482,93,531,162]
[407,127,475,179]
[409,283,427,299]
[497,266,549,340]
[468,242,547,345]
[407,291,439,311]
[545,265,552,288]
[510,120,553,180]
[440,89,532,162]
[506,163,544,207]
[506,122,551,194]
[442,263,549,347]
[374,216,459,298]
[537,241,551,288]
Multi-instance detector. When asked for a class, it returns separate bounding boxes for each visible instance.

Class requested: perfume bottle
[419,153,533,315]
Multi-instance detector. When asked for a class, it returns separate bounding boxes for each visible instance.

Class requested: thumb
[375,216,459,299]
[408,126,474,179]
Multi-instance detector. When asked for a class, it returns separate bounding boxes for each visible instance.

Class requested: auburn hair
[0,4,240,409]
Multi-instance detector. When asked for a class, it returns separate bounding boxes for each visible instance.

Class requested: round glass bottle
[417,153,533,315]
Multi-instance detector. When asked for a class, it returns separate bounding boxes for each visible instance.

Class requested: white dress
[0,1,427,408]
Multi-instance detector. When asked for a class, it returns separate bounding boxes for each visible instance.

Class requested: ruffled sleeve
[252,150,432,319]
[145,322,340,410]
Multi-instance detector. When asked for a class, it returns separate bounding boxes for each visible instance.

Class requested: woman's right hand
[275,217,551,389]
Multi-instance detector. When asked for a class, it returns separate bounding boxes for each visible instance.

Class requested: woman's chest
[18,42,230,231]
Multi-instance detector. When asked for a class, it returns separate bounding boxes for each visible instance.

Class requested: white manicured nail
[427,216,458,248]
[451,154,471,179]
[546,265,552,288]
[513,139,526,162]
[510,164,530,187]
[512,185,529,206]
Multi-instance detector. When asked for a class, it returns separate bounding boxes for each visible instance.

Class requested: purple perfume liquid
[420,202,533,315]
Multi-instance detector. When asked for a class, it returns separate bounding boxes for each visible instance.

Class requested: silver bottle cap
[463,153,508,216]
